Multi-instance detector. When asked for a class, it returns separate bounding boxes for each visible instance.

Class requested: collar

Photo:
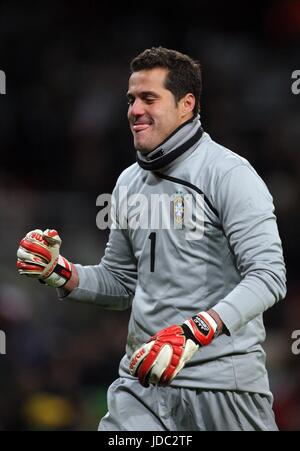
[136,115,203,171]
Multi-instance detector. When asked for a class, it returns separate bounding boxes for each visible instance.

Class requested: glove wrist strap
[40,255,72,288]
[53,255,72,280]
[185,311,218,346]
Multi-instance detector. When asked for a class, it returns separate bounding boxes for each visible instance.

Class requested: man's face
[127,67,192,153]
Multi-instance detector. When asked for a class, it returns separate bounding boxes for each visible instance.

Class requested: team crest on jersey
[173,192,184,225]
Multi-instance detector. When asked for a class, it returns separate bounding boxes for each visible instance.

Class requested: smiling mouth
[133,123,151,132]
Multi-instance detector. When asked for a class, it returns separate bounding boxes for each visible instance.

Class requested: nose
[128,98,145,118]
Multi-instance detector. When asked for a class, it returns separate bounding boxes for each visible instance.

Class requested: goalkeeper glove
[129,311,218,387]
[16,229,72,288]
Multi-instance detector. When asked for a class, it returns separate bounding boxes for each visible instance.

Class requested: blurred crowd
[0,0,300,430]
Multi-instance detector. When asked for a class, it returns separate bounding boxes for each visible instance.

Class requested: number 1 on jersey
[149,232,156,272]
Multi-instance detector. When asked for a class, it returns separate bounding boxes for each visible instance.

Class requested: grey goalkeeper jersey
[63,116,286,394]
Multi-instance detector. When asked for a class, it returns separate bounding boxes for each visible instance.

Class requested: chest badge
[173,192,184,226]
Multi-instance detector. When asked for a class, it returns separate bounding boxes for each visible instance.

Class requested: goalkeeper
[17,47,286,431]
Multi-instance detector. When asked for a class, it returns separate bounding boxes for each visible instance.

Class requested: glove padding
[16,229,72,288]
[129,312,218,387]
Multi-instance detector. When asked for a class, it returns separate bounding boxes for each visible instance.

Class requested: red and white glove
[129,312,218,387]
[16,229,72,288]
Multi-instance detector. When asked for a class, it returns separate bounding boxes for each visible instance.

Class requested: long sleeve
[60,227,138,310]
[212,164,287,333]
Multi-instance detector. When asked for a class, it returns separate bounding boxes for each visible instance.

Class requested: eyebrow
[126,90,160,99]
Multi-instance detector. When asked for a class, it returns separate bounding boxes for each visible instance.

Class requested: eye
[144,98,155,104]
[127,96,134,106]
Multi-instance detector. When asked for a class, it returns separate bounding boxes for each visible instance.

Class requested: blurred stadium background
[0,0,300,430]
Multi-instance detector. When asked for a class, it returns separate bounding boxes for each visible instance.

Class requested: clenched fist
[17,229,72,287]
[129,312,218,387]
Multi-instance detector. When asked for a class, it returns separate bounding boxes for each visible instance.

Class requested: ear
[180,93,195,118]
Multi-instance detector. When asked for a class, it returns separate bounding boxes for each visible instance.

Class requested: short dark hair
[130,47,202,115]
